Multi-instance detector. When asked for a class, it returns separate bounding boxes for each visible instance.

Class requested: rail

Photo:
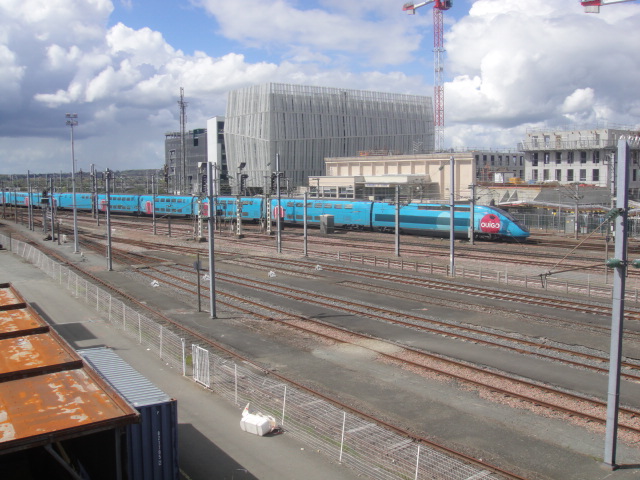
[0,232,507,480]
[327,251,640,303]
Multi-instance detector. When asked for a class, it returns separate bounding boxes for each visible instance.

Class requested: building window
[544,152,550,164]
[592,169,600,182]
[532,153,538,167]
[580,151,587,164]
[567,169,574,182]
[543,169,549,181]
[634,170,638,182]
[567,151,574,164]
[532,170,539,181]
[193,138,199,147]
[593,151,600,163]
[555,169,562,181]
[579,169,587,182]
[555,152,562,164]
[519,156,524,166]
[490,155,495,166]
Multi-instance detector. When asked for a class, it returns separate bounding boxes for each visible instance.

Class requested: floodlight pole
[604,138,630,468]
[66,113,79,254]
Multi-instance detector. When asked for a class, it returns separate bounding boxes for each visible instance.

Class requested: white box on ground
[240,403,276,436]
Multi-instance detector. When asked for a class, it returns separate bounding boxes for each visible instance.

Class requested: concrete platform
[2,221,640,480]
[0,245,360,480]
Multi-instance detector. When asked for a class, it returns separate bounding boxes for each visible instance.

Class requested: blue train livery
[0,191,530,240]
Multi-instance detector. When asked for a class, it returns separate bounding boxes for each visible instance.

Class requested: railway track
[12,232,529,480]
[131,262,640,439]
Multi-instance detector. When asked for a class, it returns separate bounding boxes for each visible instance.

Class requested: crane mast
[403,1,452,152]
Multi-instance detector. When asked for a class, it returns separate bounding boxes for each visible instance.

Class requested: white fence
[0,232,503,480]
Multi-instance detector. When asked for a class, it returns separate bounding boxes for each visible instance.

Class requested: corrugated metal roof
[78,347,173,407]
[0,305,49,339]
[0,283,26,310]
[0,283,139,454]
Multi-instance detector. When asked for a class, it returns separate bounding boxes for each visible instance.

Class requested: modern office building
[520,126,640,192]
[223,83,434,193]
[164,128,208,195]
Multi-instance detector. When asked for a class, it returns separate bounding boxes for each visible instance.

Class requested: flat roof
[0,283,138,455]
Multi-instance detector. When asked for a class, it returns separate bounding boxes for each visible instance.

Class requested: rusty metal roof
[0,283,139,454]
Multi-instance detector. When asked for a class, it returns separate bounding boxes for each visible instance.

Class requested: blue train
[0,191,530,241]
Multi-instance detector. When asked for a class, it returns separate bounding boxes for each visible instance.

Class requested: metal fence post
[339,412,346,463]
[281,385,287,427]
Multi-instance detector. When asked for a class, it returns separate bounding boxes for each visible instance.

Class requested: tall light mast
[581,0,637,12]
[403,0,453,152]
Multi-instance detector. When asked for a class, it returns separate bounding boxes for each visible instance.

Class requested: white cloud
[443,0,640,147]
[1,0,639,174]
[195,0,421,66]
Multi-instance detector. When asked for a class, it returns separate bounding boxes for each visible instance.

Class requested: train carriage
[372,203,472,236]
[55,193,93,210]
[272,199,373,228]
[137,195,195,217]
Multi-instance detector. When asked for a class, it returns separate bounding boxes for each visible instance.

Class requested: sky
[0,0,639,175]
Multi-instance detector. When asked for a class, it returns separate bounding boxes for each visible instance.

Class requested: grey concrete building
[223,83,434,194]
[165,128,208,195]
[520,126,640,195]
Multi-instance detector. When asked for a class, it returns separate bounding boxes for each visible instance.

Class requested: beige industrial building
[309,153,476,202]
[308,150,524,202]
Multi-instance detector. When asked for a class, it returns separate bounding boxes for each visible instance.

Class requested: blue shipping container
[78,347,179,480]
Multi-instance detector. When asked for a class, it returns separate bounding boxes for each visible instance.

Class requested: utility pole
[66,113,79,254]
[178,87,188,194]
[276,153,282,254]
[395,185,401,257]
[603,138,630,469]
[469,184,476,245]
[449,155,455,276]
[206,161,217,318]
[105,169,113,271]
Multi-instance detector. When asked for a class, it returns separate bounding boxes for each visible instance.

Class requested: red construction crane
[581,0,637,12]
[403,1,453,152]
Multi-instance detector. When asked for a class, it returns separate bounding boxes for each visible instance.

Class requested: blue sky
[0,0,638,174]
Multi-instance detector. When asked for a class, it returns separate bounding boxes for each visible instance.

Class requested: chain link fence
[0,232,503,480]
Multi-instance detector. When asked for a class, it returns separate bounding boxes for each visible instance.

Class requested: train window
[334,204,342,209]
[344,205,353,209]
[287,202,294,207]
[242,212,248,217]
[295,203,303,207]
[295,215,303,219]
[286,214,294,219]
[314,203,322,208]
[323,204,332,208]
[313,216,320,220]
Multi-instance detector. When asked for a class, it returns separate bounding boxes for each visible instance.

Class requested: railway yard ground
[2,212,640,480]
